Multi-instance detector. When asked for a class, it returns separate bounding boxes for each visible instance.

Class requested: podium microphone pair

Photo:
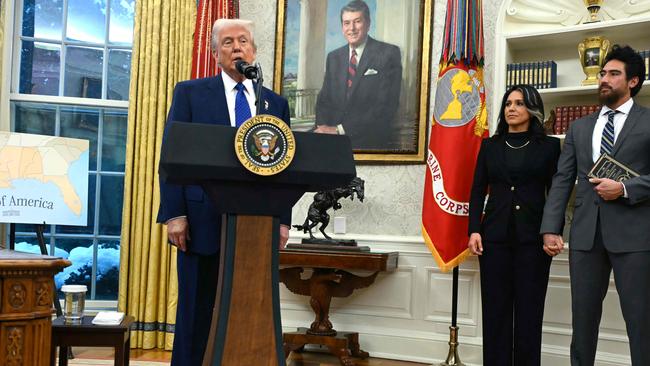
[235,60,259,79]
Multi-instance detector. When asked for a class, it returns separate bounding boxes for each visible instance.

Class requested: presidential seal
[234,114,295,176]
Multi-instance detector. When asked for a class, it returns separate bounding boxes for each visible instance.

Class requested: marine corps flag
[422,0,488,272]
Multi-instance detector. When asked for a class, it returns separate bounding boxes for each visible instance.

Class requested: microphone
[235,60,259,79]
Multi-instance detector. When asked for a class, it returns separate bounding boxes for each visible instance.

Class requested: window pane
[12,101,56,135]
[22,0,63,40]
[102,109,127,171]
[107,50,131,100]
[19,41,60,95]
[66,0,106,43]
[13,223,52,234]
[98,175,124,236]
[109,0,135,45]
[64,46,103,98]
[60,106,99,170]
[56,174,96,234]
[55,239,94,295]
[95,241,120,300]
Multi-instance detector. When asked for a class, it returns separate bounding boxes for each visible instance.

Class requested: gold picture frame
[273,0,433,163]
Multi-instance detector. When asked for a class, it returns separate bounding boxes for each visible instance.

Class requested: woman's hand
[468,233,483,255]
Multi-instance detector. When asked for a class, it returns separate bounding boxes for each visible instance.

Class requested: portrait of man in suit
[156,19,291,366]
[540,45,650,365]
[314,0,402,151]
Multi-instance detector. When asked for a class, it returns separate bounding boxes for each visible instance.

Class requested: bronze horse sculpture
[293,177,365,241]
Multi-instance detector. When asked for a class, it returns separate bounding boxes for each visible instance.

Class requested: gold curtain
[118,0,196,350]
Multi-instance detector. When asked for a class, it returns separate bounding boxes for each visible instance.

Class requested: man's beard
[598,85,624,106]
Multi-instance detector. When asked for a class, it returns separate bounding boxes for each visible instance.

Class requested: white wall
[240,0,631,364]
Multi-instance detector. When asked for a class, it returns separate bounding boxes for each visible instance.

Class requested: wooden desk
[51,315,135,366]
[0,249,70,366]
[279,249,398,366]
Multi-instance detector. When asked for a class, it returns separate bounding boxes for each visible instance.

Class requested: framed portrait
[273,0,433,162]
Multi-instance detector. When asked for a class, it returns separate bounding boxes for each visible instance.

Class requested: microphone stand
[254,62,263,116]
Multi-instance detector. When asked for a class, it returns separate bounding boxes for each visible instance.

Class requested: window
[9,0,135,302]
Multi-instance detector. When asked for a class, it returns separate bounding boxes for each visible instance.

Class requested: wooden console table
[279,249,398,366]
[0,249,70,366]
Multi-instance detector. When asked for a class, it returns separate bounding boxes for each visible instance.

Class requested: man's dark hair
[603,44,646,97]
[340,0,371,24]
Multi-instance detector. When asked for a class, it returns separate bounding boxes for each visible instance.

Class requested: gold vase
[578,36,610,86]
[583,0,604,23]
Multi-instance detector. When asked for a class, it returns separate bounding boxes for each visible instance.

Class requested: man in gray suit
[541,45,650,365]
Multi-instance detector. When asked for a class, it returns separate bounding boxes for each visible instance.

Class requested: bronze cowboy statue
[293,177,364,245]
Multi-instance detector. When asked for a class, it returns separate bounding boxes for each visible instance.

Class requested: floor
[70,347,428,365]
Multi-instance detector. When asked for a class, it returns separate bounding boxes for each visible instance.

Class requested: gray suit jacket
[540,102,650,252]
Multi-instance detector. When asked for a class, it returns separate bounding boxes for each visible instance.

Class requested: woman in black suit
[468,84,561,366]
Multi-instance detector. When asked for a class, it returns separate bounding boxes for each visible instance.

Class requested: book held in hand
[588,154,640,182]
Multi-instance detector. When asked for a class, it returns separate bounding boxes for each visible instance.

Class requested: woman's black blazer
[468,135,561,244]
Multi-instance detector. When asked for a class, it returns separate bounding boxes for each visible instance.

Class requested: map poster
[0,131,89,226]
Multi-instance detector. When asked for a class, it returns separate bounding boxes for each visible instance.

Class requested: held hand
[314,125,338,134]
[167,217,190,252]
[468,233,483,255]
[542,233,564,257]
[589,178,624,201]
[279,225,290,249]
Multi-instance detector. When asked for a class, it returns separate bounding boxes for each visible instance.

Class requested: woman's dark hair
[603,44,646,97]
[495,84,546,140]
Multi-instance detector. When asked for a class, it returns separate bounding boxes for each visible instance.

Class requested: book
[588,154,640,182]
[92,311,125,326]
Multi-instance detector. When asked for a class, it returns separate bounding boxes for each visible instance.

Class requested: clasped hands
[468,232,564,257]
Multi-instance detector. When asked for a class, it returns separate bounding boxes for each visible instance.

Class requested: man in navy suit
[157,19,291,366]
[314,0,402,150]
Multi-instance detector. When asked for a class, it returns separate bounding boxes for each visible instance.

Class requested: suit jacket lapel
[348,37,375,100]
[496,139,513,184]
[208,75,231,125]
[582,113,598,162]
[612,103,643,156]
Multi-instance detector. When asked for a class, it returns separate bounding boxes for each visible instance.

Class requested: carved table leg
[347,332,369,359]
[327,345,355,366]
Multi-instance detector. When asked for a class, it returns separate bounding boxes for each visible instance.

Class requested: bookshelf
[493,0,650,137]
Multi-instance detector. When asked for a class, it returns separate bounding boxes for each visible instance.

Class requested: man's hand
[167,217,190,252]
[468,233,483,255]
[279,224,290,249]
[314,125,338,134]
[543,233,564,256]
[589,178,624,201]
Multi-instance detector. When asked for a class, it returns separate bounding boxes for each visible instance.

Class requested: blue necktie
[600,110,618,155]
[234,83,251,127]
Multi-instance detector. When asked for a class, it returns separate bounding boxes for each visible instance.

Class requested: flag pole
[438,266,464,366]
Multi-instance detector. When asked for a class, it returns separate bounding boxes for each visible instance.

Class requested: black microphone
[235,60,259,79]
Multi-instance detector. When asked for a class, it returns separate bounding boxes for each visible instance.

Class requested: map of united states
[0,132,89,221]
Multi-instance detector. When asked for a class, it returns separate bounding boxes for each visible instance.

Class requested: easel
[8,222,73,359]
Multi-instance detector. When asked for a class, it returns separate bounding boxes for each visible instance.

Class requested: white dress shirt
[591,98,634,197]
[222,71,256,127]
[592,98,634,162]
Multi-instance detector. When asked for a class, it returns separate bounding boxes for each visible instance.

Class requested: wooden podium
[0,249,70,366]
[159,122,356,366]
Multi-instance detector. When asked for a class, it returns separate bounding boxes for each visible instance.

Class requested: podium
[159,122,356,366]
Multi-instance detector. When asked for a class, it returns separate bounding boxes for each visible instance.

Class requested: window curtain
[117,0,196,350]
[118,0,238,351]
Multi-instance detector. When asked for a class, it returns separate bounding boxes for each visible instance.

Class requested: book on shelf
[551,104,600,135]
[505,60,557,89]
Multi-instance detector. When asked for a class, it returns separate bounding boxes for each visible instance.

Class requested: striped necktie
[600,110,619,155]
[346,49,358,98]
[234,83,252,127]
